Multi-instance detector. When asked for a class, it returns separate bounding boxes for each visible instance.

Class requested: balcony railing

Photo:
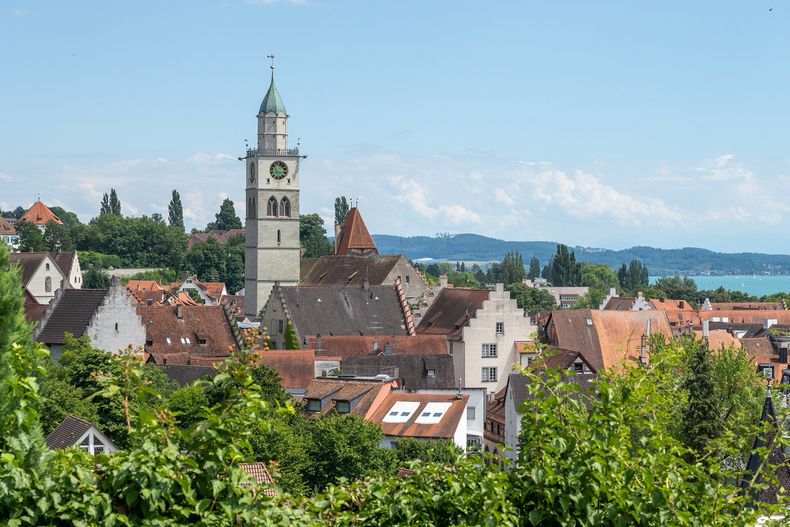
[245,147,300,158]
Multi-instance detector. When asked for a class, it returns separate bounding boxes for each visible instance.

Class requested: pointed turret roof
[258,70,287,116]
[335,207,378,256]
[20,201,63,225]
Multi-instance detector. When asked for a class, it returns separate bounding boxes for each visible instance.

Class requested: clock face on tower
[270,160,288,180]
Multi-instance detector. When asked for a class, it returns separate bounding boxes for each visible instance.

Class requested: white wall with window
[414,387,487,450]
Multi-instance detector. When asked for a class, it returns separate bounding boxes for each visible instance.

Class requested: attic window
[415,402,453,424]
[46,263,50,271]
[426,369,436,378]
[165,337,172,345]
[336,400,351,413]
[573,362,584,373]
[145,339,153,346]
[198,337,207,345]
[586,318,593,326]
[306,399,321,412]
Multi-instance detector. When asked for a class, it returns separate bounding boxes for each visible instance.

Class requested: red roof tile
[255,349,316,390]
[368,392,468,440]
[416,288,491,340]
[138,305,240,358]
[20,201,63,225]
[334,208,377,256]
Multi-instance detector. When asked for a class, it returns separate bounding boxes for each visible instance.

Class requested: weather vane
[267,54,275,71]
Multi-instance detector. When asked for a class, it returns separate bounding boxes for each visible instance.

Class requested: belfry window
[247,196,257,219]
[280,197,291,217]
[267,196,278,217]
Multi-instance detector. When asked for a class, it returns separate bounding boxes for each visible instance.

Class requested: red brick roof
[305,335,448,357]
[334,208,378,256]
[20,201,63,225]
[255,349,316,390]
[138,305,240,358]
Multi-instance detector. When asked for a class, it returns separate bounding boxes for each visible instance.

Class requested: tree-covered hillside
[373,234,790,275]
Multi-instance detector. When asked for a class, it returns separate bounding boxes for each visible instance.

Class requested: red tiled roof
[305,335,448,357]
[368,392,468,440]
[334,208,377,256]
[238,462,276,496]
[699,310,790,325]
[188,229,245,248]
[415,288,491,340]
[0,219,16,235]
[138,305,240,358]
[302,378,396,417]
[20,201,63,225]
[710,302,786,311]
[255,349,316,390]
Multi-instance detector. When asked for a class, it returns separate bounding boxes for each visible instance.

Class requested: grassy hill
[372,234,790,276]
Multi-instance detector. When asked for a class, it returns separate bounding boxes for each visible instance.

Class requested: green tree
[168,189,184,230]
[42,221,74,252]
[283,321,300,350]
[49,206,81,228]
[546,244,582,286]
[486,262,505,284]
[507,283,557,313]
[334,196,350,226]
[299,213,332,258]
[14,220,45,252]
[185,237,226,283]
[83,268,112,289]
[109,188,122,216]
[502,251,525,285]
[206,198,242,231]
[653,275,698,303]
[679,341,723,455]
[527,256,541,280]
[167,383,210,430]
[100,192,111,215]
[618,259,650,292]
[392,437,461,466]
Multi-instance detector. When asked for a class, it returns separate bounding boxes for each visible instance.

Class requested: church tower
[243,59,302,316]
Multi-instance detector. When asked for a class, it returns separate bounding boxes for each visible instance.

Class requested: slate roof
[305,335,448,357]
[415,288,491,341]
[37,289,108,345]
[45,415,93,449]
[23,288,48,323]
[340,355,456,390]
[300,254,402,287]
[334,208,378,256]
[20,200,62,225]
[255,349,316,390]
[138,305,240,358]
[278,285,409,339]
[368,392,469,440]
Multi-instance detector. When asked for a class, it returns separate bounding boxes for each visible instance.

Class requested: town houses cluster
[6,65,790,502]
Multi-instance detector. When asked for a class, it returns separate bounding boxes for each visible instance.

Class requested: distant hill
[372,234,790,276]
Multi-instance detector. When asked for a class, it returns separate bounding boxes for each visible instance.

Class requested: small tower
[243,57,303,316]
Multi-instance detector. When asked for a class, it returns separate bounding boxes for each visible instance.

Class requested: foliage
[183,234,244,293]
[166,384,209,430]
[392,437,461,466]
[283,321,300,350]
[544,244,582,286]
[652,275,699,304]
[83,268,112,288]
[618,258,649,292]
[78,251,122,269]
[206,198,242,231]
[168,189,184,230]
[527,256,541,280]
[507,283,557,313]
[502,251,525,285]
[49,206,81,227]
[334,196,350,226]
[14,220,45,252]
[100,189,122,216]
[186,288,204,304]
[37,355,100,436]
[679,341,723,455]
[300,213,333,258]
[42,221,74,252]
[125,268,180,285]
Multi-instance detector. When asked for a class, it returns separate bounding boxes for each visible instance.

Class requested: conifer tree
[680,341,723,455]
[334,196,350,226]
[283,321,300,350]
[100,193,111,215]
[528,256,541,280]
[168,190,184,230]
[109,189,122,216]
[502,251,525,285]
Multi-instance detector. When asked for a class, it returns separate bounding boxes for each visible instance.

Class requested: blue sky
[2,0,789,252]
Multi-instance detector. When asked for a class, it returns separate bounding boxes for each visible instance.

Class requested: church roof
[259,73,287,116]
[20,201,63,225]
[335,208,378,256]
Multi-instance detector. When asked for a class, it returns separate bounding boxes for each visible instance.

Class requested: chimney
[702,320,710,339]
[315,334,322,354]
[363,278,370,290]
[764,319,778,330]
[372,336,379,355]
[439,274,448,288]
[645,319,652,337]
[678,300,685,309]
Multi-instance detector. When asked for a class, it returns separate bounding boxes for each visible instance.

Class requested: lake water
[649,275,790,297]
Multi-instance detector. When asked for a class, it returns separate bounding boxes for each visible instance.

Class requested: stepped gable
[335,207,378,256]
[415,288,490,341]
[20,200,63,225]
[300,254,402,286]
[36,289,109,345]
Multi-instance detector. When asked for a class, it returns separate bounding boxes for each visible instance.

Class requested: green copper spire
[259,57,286,116]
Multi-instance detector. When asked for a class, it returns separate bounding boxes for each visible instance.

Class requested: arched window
[247,196,256,219]
[45,276,52,292]
[280,197,291,218]
[267,196,278,217]
[249,162,256,182]
[277,229,281,244]
[45,263,50,271]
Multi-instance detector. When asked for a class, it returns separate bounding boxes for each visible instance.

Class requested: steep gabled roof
[530,348,597,373]
[45,415,93,449]
[335,208,378,256]
[369,392,468,440]
[303,378,395,417]
[255,349,316,391]
[51,252,77,278]
[20,201,63,225]
[138,305,240,358]
[300,255,402,287]
[278,285,409,339]
[415,288,490,340]
[9,252,58,285]
[508,371,597,411]
[37,289,109,345]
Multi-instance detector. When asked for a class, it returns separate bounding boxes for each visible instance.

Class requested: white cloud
[13,8,26,16]
[389,176,481,226]
[494,188,514,206]
[0,172,16,182]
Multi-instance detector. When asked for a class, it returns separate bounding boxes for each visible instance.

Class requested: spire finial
[267,54,275,75]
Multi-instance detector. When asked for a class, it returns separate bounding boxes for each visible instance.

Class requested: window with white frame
[467,406,476,420]
[481,343,497,358]
[482,367,497,383]
[495,322,504,335]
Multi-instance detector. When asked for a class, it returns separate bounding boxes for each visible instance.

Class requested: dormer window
[165,337,172,345]
[573,362,584,373]
[306,399,321,412]
[336,400,351,413]
[426,369,436,378]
